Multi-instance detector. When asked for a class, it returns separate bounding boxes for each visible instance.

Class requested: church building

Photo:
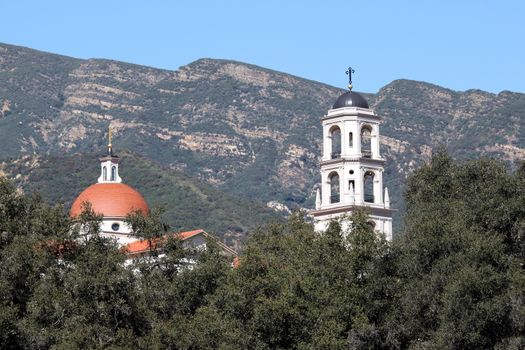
[310,70,394,240]
[70,129,149,246]
[69,129,238,259]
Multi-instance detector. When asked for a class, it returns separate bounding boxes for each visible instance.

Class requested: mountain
[1,42,525,236]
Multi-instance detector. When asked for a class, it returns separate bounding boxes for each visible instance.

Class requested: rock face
[1,42,525,232]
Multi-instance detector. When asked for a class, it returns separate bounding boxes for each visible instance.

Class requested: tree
[143,238,234,349]
[20,205,149,349]
[124,206,233,348]
[3,147,525,350]
[204,210,392,349]
[0,177,74,348]
[389,150,524,349]
[126,207,170,257]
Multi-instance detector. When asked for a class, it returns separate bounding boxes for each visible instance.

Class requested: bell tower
[310,69,393,240]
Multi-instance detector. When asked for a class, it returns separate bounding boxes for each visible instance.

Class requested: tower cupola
[333,91,369,109]
[98,126,122,183]
[332,67,369,109]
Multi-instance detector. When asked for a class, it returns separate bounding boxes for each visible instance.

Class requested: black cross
[345,67,355,86]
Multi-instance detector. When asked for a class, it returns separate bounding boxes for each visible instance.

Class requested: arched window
[361,125,372,158]
[329,172,340,203]
[364,171,374,203]
[103,166,107,181]
[349,132,353,148]
[330,126,341,159]
[111,166,116,181]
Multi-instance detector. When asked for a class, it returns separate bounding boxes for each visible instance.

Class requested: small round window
[111,223,120,231]
[349,170,354,175]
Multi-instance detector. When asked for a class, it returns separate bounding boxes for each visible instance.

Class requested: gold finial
[108,125,113,155]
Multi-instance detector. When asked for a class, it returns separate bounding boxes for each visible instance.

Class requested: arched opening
[103,166,107,181]
[349,132,353,148]
[367,220,376,229]
[111,166,116,181]
[361,125,372,158]
[364,170,374,203]
[330,126,341,159]
[348,170,355,198]
[329,172,340,203]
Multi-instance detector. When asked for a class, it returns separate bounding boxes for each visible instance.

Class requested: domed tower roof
[70,183,149,218]
[70,125,149,218]
[332,91,369,109]
[332,66,369,109]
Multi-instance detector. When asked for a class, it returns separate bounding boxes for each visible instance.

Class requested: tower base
[310,205,394,241]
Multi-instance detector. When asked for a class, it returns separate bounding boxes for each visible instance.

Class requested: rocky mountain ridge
[1,42,525,234]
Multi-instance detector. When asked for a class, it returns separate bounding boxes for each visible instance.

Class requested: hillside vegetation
[1,42,525,236]
[0,151,279,246]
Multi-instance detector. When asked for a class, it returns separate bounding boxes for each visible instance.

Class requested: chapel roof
[70,183,149,218]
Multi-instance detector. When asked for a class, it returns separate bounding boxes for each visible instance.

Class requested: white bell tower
[310,69,393,240]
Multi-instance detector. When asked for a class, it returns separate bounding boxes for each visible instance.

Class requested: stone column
[373,169,382,204]
[322,124,331,161]
[371,124,380,159]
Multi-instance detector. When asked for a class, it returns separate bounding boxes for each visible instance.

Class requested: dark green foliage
[20,236,148,349]
[1,149,525,349]
[197,210,392,349]
[388,150,525,349]
[127,207,170,242]
[0,175,234,348]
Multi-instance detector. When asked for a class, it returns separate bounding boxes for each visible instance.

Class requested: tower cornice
[310,204,396,217]
[99,155,121,163]
[323,107,381,120]
[320,156,386,167]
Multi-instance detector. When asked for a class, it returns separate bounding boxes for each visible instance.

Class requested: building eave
[123,229,239,258]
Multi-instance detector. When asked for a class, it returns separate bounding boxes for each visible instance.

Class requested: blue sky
[1,0,523,93]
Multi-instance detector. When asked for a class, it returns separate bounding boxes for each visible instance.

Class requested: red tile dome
[70,183,149,218]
